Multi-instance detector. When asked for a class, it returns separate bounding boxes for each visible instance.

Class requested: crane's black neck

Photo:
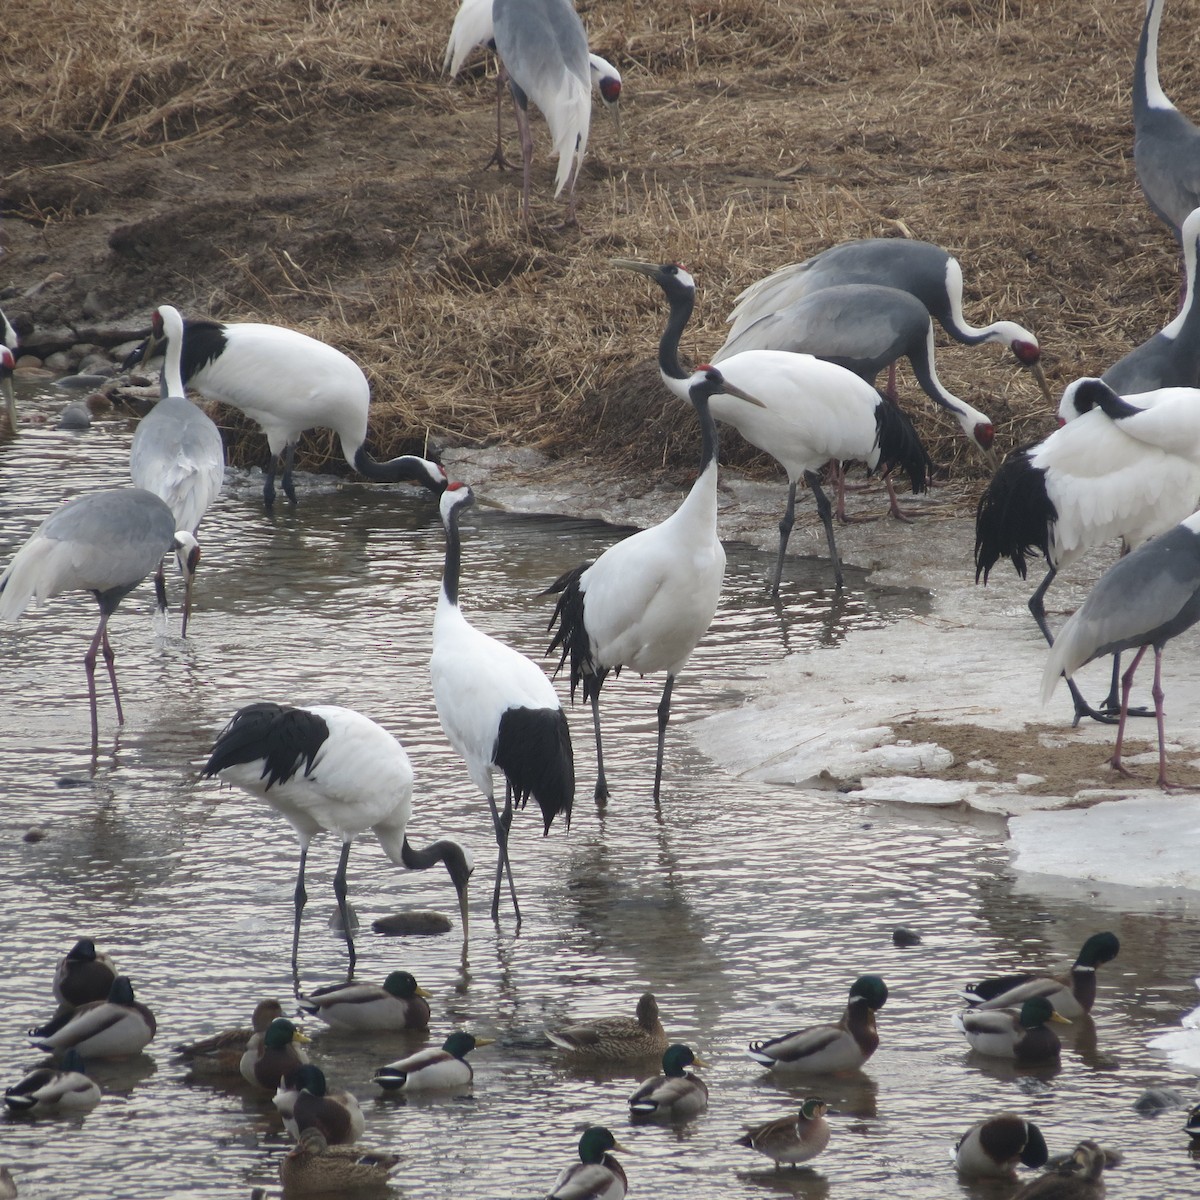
[657,281,695,382]
[354,448,445,490]
[693,393,719,475]
[402,836,471,890]
[441,506,464,608]
[1133,0,1159,119]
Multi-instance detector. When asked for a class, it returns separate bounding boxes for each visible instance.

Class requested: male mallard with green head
[30,938,117,1038]
[31,976,155,1060]
[300,970,431,1032]
[240,1016,309,1091]
[275,1063,364,1145]
[747,975,888,1073]
[4,1049,100,1114]
[961,933,1120,1019]
[546,1126,627,1199]
[629,1043,708,1120]
[955,996,1066,1062]
[547,992,668,1062]
[736,1098,830,1169]
[955,1112,1049,1178]
[278,1126,399,1195]
[373,1030,494,1092]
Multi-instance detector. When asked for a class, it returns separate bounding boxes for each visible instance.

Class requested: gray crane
[0,488,185,744]
[726,237,1051,404]
[1042,508,1200,790]
[714,282,997,461]
[129,304,225,636]
[1102,206,1200,394]
[1133,0,1200,243]
[492,0,591,223]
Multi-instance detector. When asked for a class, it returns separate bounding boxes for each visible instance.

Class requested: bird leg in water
[771,480,798,595]
[291,847,309,995]
[803,469,845,593]
[652,674,676,803]
[280,444,298,504]
[487,789,521,925]
[153,560,168,613]
[83,611,123,745]
[332,841,356,980]
[590,691,609,806]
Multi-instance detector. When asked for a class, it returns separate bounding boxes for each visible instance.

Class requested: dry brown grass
[4,0,1200,484]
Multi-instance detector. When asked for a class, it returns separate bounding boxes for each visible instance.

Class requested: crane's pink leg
[512,102,535,224]
[1110,645,1148,777]
[886,361,899,403]
[486,66,512,170]
[83,620,104,746]
[1149,647,1186,791]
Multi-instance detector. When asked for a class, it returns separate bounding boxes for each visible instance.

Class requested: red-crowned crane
[200,702,474,988]
[0,487,186,745]
[431,482,574,925]
[615,259,930,593]
[124,314,447,509]
[545,364,765,805]
[128,304,224,636]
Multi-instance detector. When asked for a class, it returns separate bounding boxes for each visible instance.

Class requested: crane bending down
[129,305,225,636]
[714,282,996,463]
[431,483,574,924]
[124,314,447,509]
[201,702,474,987]
[615,259,929,594]
[491,0,591,223]
[546,365,765,805]
[1043,509,1200,790]
[725,238,1051,404]
[976,377,1200,722]
[0,488,187,744]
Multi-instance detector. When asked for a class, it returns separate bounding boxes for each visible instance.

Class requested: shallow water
[1,380,1198,1199]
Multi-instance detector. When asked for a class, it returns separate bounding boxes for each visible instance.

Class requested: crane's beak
[604,100,623,149]
[717,379,767,409]
[610,258,660,277]
[473,494,507,511]
[1029,359,1051,405]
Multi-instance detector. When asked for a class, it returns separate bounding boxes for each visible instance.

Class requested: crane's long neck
[694,394,719,477]
[1163,220,1199,339]
[657,285,695,382]
[1136,0,1172,114]
[440,510,463,609]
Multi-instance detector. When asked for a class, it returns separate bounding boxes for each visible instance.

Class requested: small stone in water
[23,826,48,843]
[373,911,453,936]
[1133,1087,1187,1113]
[892,927,922,947]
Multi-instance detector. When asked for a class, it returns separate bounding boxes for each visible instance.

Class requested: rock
[43,350,72,371]
[23,826,48,843]
[892,927,922,947]
[372,911,454,936]
[1133,1087,1188,1113]
[57,401,92,429]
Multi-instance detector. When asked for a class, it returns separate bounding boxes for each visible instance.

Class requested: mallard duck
[278,1126,399,1195]
[1010,1139,1108,1199]
[173,999,284,1077]
[0,1166,14,1200]
[736,1098,831,1169]
[30,976,155,1060]
[747,975,888,1073]
[955,1113,1049,1178]
[1185,1102,1200,1140]
[240,1017,310,1091]
[373,1030,494,1092]
[955,996,1066,1062]
[961,933,1120,1019]
[629,1043,709,1120]
[546,992,668,1062]
[546,1126,628,1200]
[30,938,118,1038]
[300,971,431,1033]
[4,1049,100,1114]
[275,1064,365,1145]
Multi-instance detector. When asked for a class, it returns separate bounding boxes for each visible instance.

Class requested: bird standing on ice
[128,304,224,636]
[124,313,447,508]
[0,487,187,745]
[545,362,764,805]
[1043,508,1200,790]
[201,702,474,986]
[431,483,574,925]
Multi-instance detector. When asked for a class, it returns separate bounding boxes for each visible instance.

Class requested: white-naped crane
[1133,0,1200,243]
[128,305,224,636]
[1100,206,1200,395]
[123,313,447,509]
[200,702,474,989]
[546,362,765,805]
[0,487,187,745]
[976,377,1200,723]
[443,0,622,166]
[614,259,930,594]
[1043,507,1200,790]
[491,0,591,223]
[432,482,574,925]
[726,237,1052,404]
[1,344,16,434]
[715,280,997,461]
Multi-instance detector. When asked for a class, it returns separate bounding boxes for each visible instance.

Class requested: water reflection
[1,376,1198,1199]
